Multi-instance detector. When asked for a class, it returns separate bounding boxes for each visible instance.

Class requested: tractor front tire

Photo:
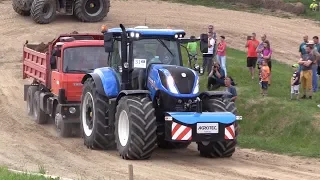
[197,98,238,158]
[30,0,56,24]
[32,91,49,124]
[74,0,109,22]
[80,78,115,150]
[12,0,31,16]
[115,96,157,160]
[26,86,37,117]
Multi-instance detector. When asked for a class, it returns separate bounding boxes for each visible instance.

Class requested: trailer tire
[80,78,115,150]
[74,0,109,22]
[12,0,31,16]
[30,0,56,24]
[115,96,157,160]
[32,91,49,124]
[26,86,37,117]
[197,99,238,158]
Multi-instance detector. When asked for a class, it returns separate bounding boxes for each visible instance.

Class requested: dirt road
[0,0,319,179]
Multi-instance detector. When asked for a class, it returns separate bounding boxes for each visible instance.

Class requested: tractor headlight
[166,76,179,94]
[193,77,199,94]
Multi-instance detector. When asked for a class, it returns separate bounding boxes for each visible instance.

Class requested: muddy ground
[0,0,319,179]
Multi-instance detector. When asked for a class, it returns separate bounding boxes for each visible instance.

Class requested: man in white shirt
[202,32,215,75]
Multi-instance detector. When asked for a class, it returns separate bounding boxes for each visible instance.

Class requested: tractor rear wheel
[30,0,56,24]
[115,96,157,160]
[80,78,115,149]
[26,86,37,117]
[74,0,109,22]
[12,0,32,16]
[32,91,49,124]
[197,98,239,158]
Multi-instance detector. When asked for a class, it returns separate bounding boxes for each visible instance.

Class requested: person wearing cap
[298,41,316,99]
[217,35,227,76]
[50,42,63,69]
[291,64,300,100]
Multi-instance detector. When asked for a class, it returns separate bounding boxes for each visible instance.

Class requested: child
[260,59,270,96]
[187,35,198,68]
[291,64,300,100]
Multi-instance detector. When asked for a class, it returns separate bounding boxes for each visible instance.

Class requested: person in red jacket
[245,33,260,79]
[217,36,227,76]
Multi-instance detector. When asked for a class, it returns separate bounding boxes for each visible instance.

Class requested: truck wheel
[32,91,49,124]
[30,0,56,24]
[197,98,238,158]
[74,0,109,22]
[12,0,31,16]
[55,113,73,137]
[115,96,157,160]
[80,78,115,149]
[26,86,37,117]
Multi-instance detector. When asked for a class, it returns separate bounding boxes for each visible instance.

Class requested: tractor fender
[116,90,150,102]
[81,73,106,96]
[199,91,232,99]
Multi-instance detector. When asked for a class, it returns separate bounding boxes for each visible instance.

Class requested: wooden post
[128,164,133,180]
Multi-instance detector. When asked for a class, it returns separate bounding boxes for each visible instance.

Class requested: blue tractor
[80,24,242,160]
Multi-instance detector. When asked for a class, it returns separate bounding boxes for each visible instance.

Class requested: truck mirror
[104,32,114,52]
[200,33,208,53]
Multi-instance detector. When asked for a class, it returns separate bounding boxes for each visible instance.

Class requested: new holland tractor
[79,24,242,160]
[12,0,110,24]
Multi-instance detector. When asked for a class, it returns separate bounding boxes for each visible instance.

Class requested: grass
[0,167,59,180]
[180,43,320,157]
[161,0,320,21]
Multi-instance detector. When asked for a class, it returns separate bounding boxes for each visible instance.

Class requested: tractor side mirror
[104,32,114,52]
[200,33,208,53]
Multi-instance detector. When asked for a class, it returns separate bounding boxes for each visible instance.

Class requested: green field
[0,167,59,180]
[180,44,320,157]
[163,0,320,21]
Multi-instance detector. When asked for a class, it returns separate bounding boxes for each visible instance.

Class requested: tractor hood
[148,64,199,95]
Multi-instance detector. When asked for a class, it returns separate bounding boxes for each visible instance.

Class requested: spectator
[299,35,309,73]
[291,64,300,100]
[208,24,217,55]
[245,32,260,80]
[310,0,319,11]
[262,40,273,85]
[202,32,215,75]
[312,36,320,92]
[256,34,267,70]
[217,35,227,76]
[207,62,225,90]
[187,35,198,68]
[223,76,237,102]
[260,59,270,96]
[298,42,315,99]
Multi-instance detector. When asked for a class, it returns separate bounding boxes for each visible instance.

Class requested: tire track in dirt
[0,0,319,179]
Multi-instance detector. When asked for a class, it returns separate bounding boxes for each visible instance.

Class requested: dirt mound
[291,2,306,15]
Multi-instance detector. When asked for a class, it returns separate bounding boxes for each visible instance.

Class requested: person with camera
[207,62,226,90]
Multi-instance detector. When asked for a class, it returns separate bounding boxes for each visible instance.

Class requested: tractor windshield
[132,39,181,68]
[63,46,109,73]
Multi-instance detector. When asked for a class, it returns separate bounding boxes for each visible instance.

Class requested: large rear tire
[74,0,109,22]
[115,96,157,160]
[32,91,49,124]
[12,0,32,16]
[30,0,56,24]
[80,78,115,149]
[26,86,37,117]
[197,98,239,158]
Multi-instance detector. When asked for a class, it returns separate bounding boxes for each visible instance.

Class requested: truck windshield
[132,39,181,68]
[63,46,108,73]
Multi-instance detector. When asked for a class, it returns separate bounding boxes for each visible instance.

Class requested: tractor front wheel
[115,96,157,160]
[12,0,32,16]
[197,98,238,158]
[80,78,115,149]
[74,0,109,22]
[30,0,56,24]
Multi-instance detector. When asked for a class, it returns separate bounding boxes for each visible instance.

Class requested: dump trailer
[23,33,108,137]
[80,24,242,160]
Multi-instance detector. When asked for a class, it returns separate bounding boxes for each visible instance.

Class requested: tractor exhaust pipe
[119,24,131,90]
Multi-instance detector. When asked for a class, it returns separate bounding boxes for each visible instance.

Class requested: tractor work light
[129,32,141,39]
[174,33,185,39]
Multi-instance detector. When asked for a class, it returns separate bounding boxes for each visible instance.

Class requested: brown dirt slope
[0,0,319,179]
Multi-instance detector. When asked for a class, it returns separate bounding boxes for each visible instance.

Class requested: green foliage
[0,167,60,180]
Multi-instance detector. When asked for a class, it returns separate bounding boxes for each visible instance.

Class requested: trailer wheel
[30,0,56,24]
[74,0,109,22]
[12,0,32,16]
[32,91,49,124]
[80,78,115,149]
[55,113,73,137]
[115,96,157,160]
[26,86,37,117]
[197,98,238,158]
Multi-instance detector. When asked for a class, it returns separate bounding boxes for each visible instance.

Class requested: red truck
[23,33,108,137]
